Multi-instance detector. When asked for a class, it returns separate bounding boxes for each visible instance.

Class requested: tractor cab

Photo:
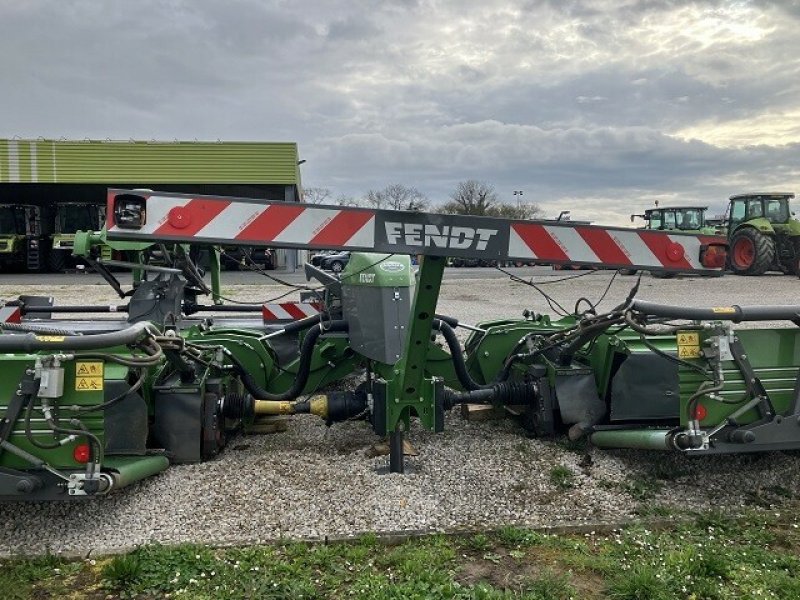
[727,193,793,227]
[726,193,800,276]
[631,206,711,233]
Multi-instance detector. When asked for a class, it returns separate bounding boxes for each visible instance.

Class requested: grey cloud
[0,0,797,225]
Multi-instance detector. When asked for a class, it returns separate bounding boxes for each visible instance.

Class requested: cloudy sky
[1,0,798,224]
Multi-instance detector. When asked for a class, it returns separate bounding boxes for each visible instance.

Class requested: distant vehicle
[630,206,719,236]
[0,204,53,272]
[725,192,800,276]
[310,250,337,267]
[321,251,350,273]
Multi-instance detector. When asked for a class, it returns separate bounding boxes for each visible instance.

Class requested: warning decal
[676,331,701,359]
[75,362,104,392]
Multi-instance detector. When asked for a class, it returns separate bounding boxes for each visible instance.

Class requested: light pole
[513,190,523,209]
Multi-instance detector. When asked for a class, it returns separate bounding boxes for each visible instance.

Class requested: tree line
[303,180,542,220]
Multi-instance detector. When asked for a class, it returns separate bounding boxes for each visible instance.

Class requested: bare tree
[441,180,498,216]
[303,187,333,204]
[335,193,361,207]
[364,184,429,212]
[488,202,543,220]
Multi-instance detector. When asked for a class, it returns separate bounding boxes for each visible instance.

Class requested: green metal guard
[384,255,446,472]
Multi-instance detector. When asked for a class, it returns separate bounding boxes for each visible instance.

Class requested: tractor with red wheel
[726,193,800,276]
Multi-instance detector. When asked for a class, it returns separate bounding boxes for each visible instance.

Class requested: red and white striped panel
[108,194,375,248]
[0,306,21,324]
[262,302,323,322]
[509,223,721,270]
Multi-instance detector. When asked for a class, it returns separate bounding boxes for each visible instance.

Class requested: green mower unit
[7,188,800,503]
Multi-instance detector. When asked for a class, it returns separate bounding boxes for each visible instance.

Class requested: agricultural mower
[3,188,800,503]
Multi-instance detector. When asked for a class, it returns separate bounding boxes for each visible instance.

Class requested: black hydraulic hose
[630,300,800,323]
[556,315,625,366]
[0,322,153,352]
[230,319,349,401]
[432,318,493,391]
[0,322,84,336]
[276,312,330,337]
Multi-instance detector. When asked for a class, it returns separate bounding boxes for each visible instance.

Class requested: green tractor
[726,192,800,276]
[630,205,720,236]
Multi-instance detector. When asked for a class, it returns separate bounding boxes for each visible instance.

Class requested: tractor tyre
[730,228,775,276]
[46,249,67,273]
[787,239,800,277]
[330,260,345,273]
[618,268,638,276]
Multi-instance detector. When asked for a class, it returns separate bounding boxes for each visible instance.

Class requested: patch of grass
[556,435,589,454]
[0,554,72,600]
[523,570,576,600]
[7,507,800,599]
[549,464,576,490]
[607,563,668,600]
[101,553,141,588]
[468,533,493,552]
[634,504,673,518]
[496,526,545,548]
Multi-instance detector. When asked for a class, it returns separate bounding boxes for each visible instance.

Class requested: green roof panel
[0,139,301,185]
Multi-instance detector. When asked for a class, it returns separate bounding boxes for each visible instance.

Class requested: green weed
[549,464,576,490]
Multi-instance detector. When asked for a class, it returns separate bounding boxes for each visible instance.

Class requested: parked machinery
[0,204,53,273]
[49,202,112,272]
[8,188,800,503]
[725,192,800,276]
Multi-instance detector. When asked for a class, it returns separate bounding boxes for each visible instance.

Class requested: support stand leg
[389,424,404,474]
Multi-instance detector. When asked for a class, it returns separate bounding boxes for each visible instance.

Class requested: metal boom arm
[104,189,725,274]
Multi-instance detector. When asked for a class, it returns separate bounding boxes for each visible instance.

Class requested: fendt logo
[385,222,499,251]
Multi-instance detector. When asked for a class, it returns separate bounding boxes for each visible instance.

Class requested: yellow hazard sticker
[676,331,701,359]
[76,362,104,377]
[712,307,737,314]
[75,377,104,392]
[677,346,701,359]
[75,362,104,392]
[35,335,65,342]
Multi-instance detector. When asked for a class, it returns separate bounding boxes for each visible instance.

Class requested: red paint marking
[282,303,310,320]
[638,231,692,268]
[575,227,632,265]
[0,306,21,324]
[310,210,374,246]
[236,205,305,242]
[511,223,569,261]
[154,198,230,236]
[262,302,322,322]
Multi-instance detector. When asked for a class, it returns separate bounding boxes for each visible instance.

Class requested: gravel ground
[2,270,800,557]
